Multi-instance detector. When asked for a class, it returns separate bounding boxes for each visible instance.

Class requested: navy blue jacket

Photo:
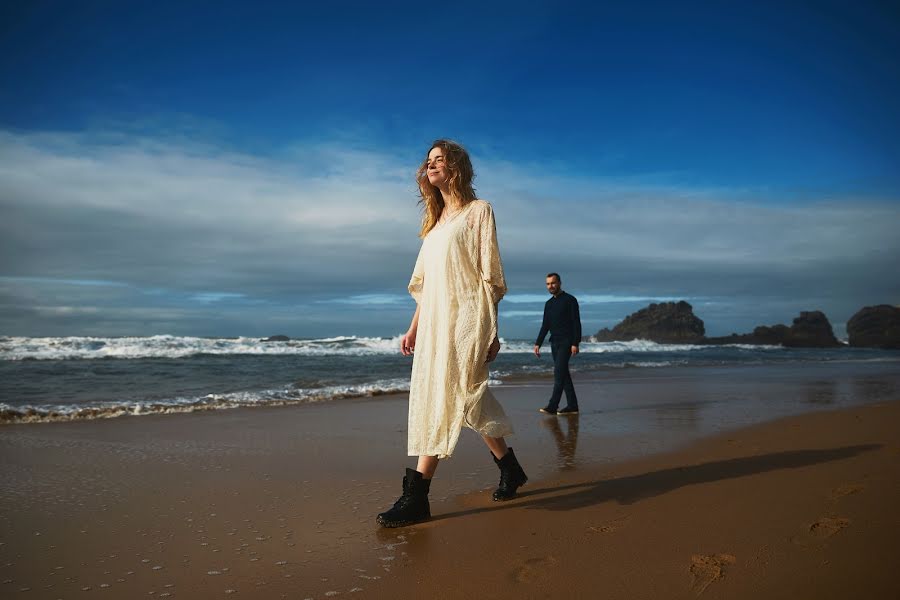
[535,291,582,347]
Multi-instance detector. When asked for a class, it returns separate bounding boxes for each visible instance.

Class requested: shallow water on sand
[2,334,897,423]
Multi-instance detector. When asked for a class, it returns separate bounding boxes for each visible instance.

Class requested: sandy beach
[2,364,899,599]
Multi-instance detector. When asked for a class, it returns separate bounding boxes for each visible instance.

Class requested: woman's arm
[486,302,501,363]
[401,304,421,356]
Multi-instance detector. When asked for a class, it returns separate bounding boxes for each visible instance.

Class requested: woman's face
[426,146,449,188]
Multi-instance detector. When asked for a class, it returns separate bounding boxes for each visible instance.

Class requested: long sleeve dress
[406,199,513,459]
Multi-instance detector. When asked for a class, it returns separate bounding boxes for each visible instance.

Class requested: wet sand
[1,364,899,599]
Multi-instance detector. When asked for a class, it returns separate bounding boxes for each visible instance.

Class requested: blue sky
[1,1,898,339]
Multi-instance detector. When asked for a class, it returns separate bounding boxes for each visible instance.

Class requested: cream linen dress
[406,199,513,459]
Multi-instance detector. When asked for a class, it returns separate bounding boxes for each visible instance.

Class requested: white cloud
[1,127,898,336]
[326,294,411,306]
[0,276,130,288]
[0,130,416,229]
[189,292,248,304]
[502,310,544,318]
[504,293,688,304]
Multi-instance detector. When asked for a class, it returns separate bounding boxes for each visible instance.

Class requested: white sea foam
[0,334,406,360]
[0,335,789,360]
[0,377,412,424]
[503,338,783,353]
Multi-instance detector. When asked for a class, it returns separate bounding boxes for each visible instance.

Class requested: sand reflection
[541,416,579,471]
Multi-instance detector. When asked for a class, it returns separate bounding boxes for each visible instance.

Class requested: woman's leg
[377,456,436,528]
[483,435,528,501]
[481,435,509,459]
[416,455,440,478]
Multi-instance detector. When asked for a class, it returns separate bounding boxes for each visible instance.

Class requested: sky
[1,0,898,339]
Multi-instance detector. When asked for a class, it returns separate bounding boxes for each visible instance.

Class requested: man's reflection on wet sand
[541,415,579,471]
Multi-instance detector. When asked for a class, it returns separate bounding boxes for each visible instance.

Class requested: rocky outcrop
[593,301,844,347]
[781,311,841,347]
[704,325,790,346]
[702,311,841,347]
[847,305,900,349]
[261,335,290,342]
[591,301,706,343]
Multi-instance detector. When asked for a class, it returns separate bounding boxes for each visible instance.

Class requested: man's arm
[572,296,582,345]
[569,296,582,355]
[534,302,550,357]
[535,302,550,347]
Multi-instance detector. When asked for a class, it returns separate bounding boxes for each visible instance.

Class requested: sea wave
[501,339,783,353]
[0,377,412,424]
[1,335,785,361]
[0,334,406,361]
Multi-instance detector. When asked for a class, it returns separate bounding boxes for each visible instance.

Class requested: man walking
[534,273,582,415]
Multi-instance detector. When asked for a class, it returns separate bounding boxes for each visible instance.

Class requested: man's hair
[546,272,561,281]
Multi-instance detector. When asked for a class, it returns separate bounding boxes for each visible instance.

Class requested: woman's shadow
[430,443,881,522]
[522,443,882,512]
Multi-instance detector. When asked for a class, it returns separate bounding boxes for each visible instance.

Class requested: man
[534,273,582,415]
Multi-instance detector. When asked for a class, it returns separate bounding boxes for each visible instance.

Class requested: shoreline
[2,368,899,598]
[3,357,899,425]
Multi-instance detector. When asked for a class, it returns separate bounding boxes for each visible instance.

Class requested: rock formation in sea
[781,311,842,347]
[703,310,841,347]
[591,301,706,343]
[846,305,900,349]
[592,302,843,348]
[704,325,789,346]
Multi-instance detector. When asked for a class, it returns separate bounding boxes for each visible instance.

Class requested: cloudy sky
[1,1,898,339]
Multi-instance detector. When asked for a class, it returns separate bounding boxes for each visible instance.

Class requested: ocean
[1,334,898,424]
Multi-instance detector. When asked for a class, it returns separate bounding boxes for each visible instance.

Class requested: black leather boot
[376,468,432,527]
[492,447,528,501]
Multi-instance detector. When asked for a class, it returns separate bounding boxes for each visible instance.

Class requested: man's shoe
[538,406,557,415]
[557,406,579,415]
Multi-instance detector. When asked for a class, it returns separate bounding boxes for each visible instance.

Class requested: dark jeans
[548,340,578,410]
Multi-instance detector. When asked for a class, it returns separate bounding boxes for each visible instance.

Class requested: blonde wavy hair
[415,139,477,238]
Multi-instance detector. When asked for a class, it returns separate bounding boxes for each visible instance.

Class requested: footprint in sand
[791,517,850,547]
[830,484,865,499]
[690,554,735,596]
[587,515,630,534]
[511,556,559,584]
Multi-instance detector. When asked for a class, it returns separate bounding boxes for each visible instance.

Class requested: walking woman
[377,139,528,528]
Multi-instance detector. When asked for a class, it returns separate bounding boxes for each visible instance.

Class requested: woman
[377,139,528,528]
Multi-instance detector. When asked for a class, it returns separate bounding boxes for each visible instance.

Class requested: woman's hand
[401,329,417,356]
[485,336,501,363]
